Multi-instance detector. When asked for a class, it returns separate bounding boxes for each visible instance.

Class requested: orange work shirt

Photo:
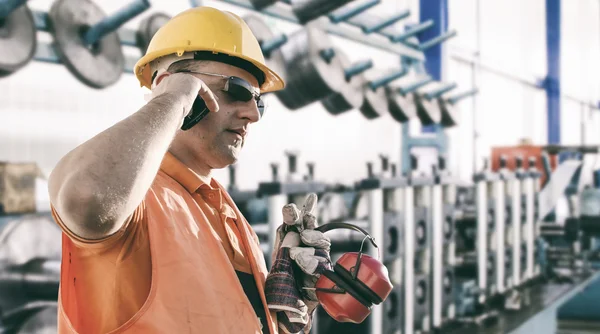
[51,152,278,334]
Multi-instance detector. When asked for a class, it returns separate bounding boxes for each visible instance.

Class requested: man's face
[172,61,262,169]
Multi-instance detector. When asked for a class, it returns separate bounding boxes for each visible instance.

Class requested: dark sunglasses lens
[227,78,253,102]
[227,77,265,115]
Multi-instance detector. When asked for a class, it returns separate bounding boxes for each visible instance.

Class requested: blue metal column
[546,0,561,144]
[419,0,447,134]
[400,0,449,175]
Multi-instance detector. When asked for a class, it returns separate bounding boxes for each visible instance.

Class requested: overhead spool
[136,12,171,55]
[291,0,358,24]
[321,49,370,115]
[243,14,288,90]
[385,85,417,123]
[360,68,407,119]
[0,4,36,77]
[48,0,126,88]
[437,98,459,127]
[413,91,442,126]
[275,23,345,110]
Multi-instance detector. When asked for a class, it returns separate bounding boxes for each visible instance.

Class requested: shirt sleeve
[50,201,146,250]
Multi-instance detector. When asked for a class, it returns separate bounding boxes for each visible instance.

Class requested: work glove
[265,193,332,334]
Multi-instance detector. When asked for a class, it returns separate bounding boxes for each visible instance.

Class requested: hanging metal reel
[0,4,36,77]
[136,12,171,55]
[385,85,417,123]
[438,98,459,127]
[275,23,345,110]
[321,48,367,115]
[413,91,442,126]
[48,0,125,88]
[359,70,389,120]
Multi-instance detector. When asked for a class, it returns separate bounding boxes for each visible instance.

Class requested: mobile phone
[181,96,210,131]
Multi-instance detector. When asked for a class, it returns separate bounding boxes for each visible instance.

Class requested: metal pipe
[344,59,373,80]
[418,30,457,50]
[81,0,150,46]
[217,0,425,59]
[390,19,434,42]
[368,68,408,90]
[261,34,288,55]
[328,0,380,23]
[448,88,479,104]
[398,76,434,95]
[424,82,458,99]
[0,0,27,20]
[362,10,410,34]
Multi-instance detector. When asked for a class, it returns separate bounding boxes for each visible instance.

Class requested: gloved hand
[265,193,332,334]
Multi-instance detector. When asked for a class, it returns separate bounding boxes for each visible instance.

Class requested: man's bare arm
[48,74,218,240]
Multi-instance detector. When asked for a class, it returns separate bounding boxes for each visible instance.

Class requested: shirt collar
[159,151,215,193]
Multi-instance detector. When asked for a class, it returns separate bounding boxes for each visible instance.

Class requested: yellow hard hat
[133,6,285,93]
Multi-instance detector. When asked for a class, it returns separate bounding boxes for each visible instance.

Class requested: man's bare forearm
[49,92,187,238]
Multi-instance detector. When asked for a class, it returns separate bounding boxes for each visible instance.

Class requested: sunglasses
[175,70,265,131]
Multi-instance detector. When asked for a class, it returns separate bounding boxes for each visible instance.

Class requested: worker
[47,6,331,334]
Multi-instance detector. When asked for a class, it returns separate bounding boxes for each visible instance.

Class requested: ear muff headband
[321,270,373,308]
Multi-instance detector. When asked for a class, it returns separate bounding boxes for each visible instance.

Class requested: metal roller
[48,0,127,88]
[275,23,345,110]
[243,14,288,90]
[385,86,417,123]
[136,12,171,54]
[0,4,36,77]
[438,98,459,127]
[359,73,389,119]
[360,68,407,119]
[413,92,442,125]
[321,49,370,115]
[291,0,358,24]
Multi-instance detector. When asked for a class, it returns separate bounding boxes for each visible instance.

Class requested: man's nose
[238,101,261,122]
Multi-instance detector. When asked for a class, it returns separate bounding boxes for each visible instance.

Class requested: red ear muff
[313,222,394,324]
[334,260,383,304]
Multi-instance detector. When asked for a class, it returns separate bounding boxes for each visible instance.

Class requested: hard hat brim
[134,46,286,93]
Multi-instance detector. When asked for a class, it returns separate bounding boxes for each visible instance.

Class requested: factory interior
[1,0,600,333]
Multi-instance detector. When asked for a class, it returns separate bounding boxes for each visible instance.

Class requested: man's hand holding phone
[148,72,220,129]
